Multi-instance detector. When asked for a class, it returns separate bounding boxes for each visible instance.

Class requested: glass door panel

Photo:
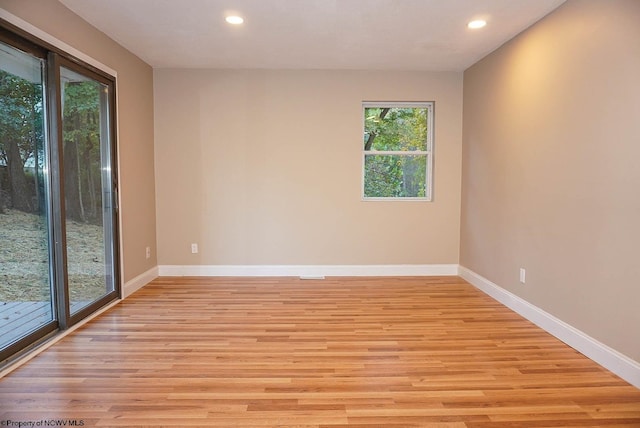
[0,30,119,362]
[59,66,115,315]
[0,41,55,350]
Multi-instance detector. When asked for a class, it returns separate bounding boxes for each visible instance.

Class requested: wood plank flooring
[0,276,638,427]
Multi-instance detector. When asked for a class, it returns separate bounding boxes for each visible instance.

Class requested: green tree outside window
[363,103,433,199]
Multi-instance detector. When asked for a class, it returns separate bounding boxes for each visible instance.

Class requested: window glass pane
[364,154,427,198]
[0,41,54,349]
[364,107,428,152]
[60,66,115,314]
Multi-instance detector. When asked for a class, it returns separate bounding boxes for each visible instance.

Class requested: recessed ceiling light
[225,15,244,25]
[468,19,487,29]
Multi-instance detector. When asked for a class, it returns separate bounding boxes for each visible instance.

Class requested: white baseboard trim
[158,264,458,277]
[122,266,159,298]
[458,265,640,389]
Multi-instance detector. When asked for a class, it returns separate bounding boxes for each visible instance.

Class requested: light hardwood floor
[1,276,639,427]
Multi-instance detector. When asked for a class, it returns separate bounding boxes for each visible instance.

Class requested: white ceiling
[58,0,565,71]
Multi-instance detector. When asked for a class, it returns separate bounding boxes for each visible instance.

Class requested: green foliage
[364,155,403,197]
[61,78,105,224]
[1,64,105,220]
[364,155,426,198]
[363,107,429,198]
[0,69,44,167]
[364,107,427,151]
[62,80,100,146]
[0,68,45,212]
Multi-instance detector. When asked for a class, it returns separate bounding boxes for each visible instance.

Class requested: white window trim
[361,101,434,201]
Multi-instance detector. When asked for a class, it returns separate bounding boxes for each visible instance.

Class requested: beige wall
[154,70,462,265]
[0,0,157,283]
[3,0,637,373]
[461,0,640,361]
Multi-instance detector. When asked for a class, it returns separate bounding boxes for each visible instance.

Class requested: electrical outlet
[519,268,526,284]
[191,243,198,254]
[145,246,151,259]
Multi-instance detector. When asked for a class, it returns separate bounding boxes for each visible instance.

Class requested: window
[362,102,433,200]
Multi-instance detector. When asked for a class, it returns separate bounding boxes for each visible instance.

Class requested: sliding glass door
[58,64,117,319]
[0,40,56,354]
[0,28,119,362]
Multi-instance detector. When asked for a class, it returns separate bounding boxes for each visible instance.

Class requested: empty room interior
[0,0,639,426]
